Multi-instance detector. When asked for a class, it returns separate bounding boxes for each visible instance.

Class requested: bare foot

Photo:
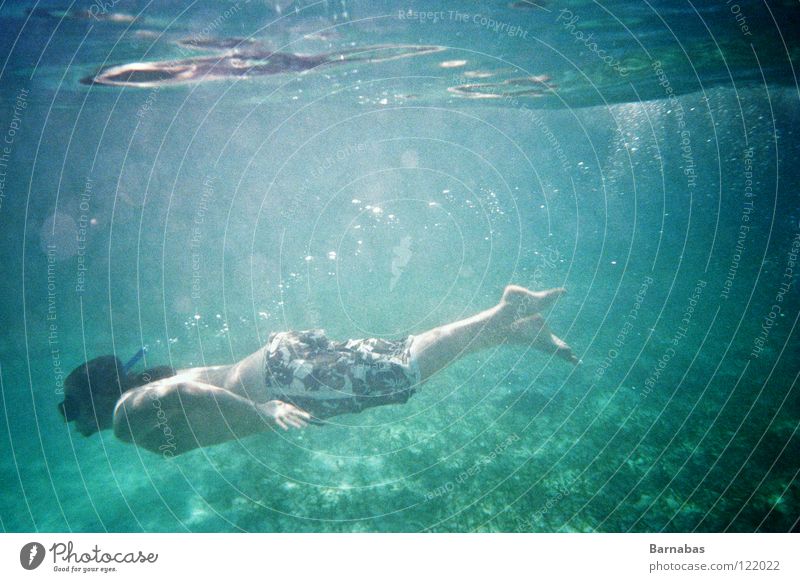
[500,285,566,321]
[509,314,579,365]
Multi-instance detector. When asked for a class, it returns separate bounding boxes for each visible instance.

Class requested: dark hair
[58,356,175,423]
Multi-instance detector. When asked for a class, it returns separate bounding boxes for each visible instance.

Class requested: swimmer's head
[58,355,175,436]
[59,356,125,436]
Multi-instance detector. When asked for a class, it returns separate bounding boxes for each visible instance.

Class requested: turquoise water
[0,0,798,532]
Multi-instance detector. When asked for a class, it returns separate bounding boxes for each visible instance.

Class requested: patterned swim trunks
[263,329,420,420]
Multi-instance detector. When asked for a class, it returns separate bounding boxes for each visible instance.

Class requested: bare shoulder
[115,370,222,410]
[114,375,184,412]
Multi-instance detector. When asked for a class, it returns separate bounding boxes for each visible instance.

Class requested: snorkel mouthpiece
[122,347,147,374]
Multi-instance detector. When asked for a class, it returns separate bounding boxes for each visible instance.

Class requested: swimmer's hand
[261,400,311,431]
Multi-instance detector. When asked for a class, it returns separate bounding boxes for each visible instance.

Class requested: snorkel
[122,346,147,375]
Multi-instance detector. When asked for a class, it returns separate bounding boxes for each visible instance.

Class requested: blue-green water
[0,0,798,532]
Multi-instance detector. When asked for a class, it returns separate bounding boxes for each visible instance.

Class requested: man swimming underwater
[59,285,578,456]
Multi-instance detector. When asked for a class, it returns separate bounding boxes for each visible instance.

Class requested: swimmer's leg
[408,285,576,382]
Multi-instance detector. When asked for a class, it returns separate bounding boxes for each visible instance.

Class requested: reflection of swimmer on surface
[448,75,557,99]
[176,36,262,51]
[81,44,444,88]
[58,285,578,456]
[390,236,413,292]
[27,6,136,23]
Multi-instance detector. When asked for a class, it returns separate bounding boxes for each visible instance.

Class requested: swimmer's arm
[112,380,310,456]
